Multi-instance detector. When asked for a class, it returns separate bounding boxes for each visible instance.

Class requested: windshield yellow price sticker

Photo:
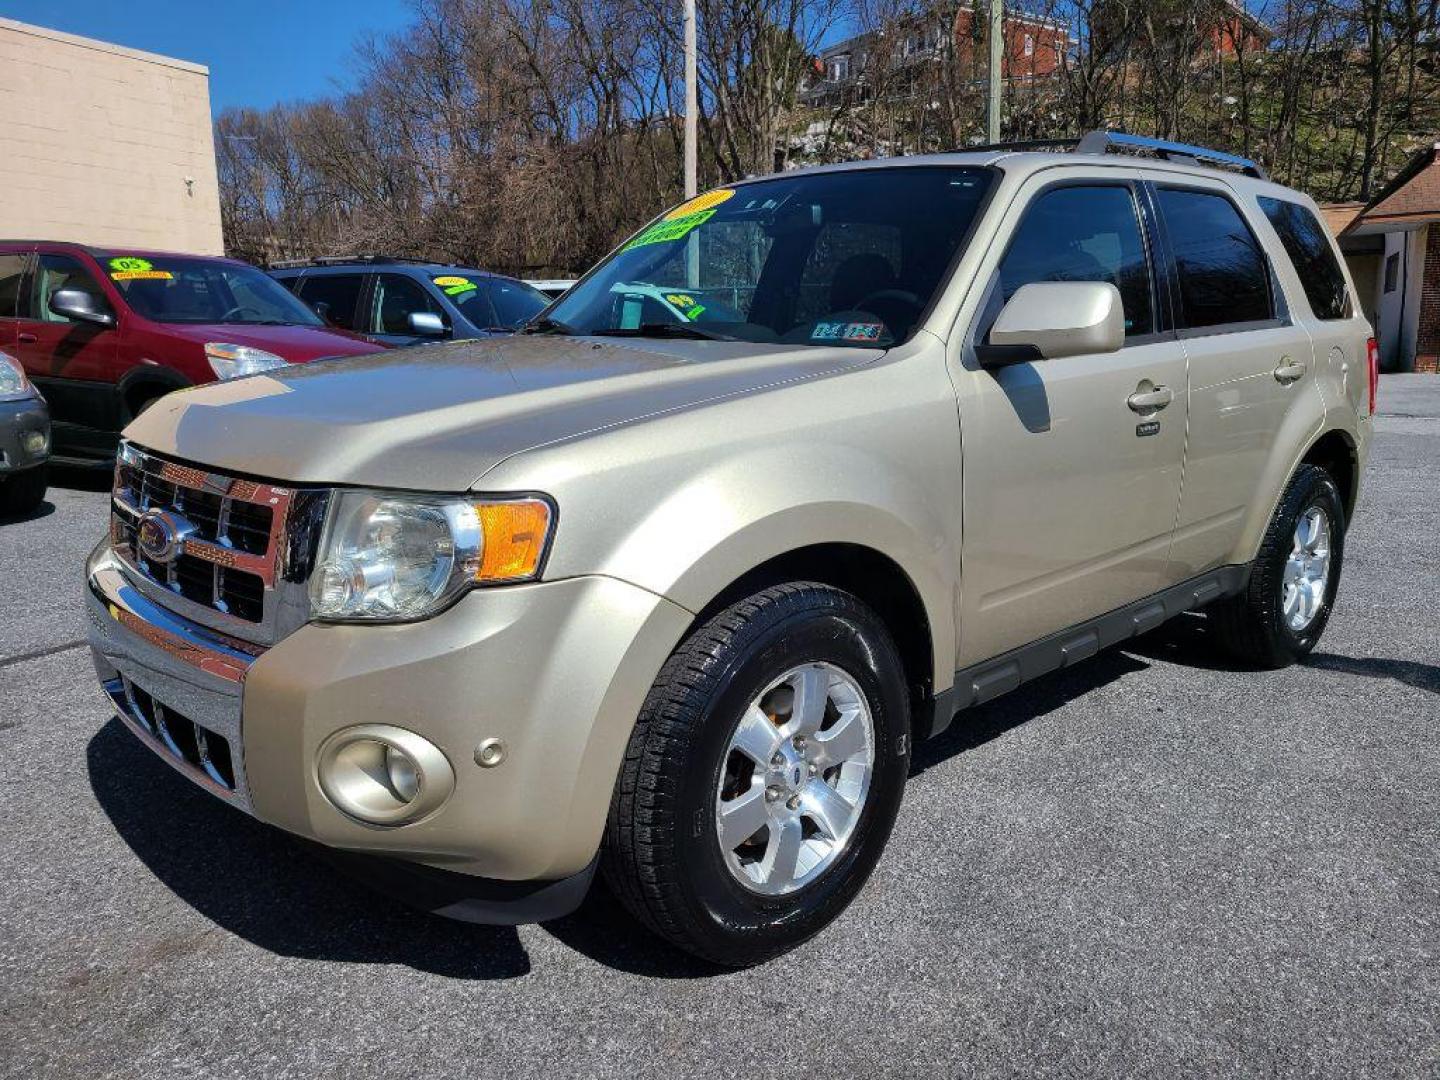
[107,256,172,281]
[433,275,478,296]
[622,209,716,252]
[663,188,735,221]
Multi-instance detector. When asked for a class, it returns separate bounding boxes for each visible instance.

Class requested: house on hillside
[1325,143,1440,373]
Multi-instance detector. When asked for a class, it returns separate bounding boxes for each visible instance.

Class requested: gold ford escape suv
[86,133,1375,966]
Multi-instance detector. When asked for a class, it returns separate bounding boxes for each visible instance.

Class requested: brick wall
[1417,226,1440,373]
[0,18,223,254]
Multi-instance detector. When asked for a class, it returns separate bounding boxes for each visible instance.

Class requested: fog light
[316,725,455,826]
[21,430,47,456]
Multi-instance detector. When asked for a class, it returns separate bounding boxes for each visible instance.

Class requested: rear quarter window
[1258,196,1352,320]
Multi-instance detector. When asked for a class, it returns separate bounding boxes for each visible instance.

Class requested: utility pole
[986,0,1003,144]
[683,0,698,199]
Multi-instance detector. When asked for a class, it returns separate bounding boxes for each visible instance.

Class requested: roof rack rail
[1075,130,1269,180]
[268,255,453,270]
[962,138,1081,154]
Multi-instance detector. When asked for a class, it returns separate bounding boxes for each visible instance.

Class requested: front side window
[996,184,1155,338]
[1258,196,1350,320]
[103,255,324,327]
[31,254,111,325]
[370,274,443,335]
[1155,188,1274,330]
[545,167,994,349]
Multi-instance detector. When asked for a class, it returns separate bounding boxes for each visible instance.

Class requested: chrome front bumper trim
[87,542,260,812]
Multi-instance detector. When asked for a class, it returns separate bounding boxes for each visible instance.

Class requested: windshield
[545,166,993,347]
[104,255,325,326]
[433,274,550,329]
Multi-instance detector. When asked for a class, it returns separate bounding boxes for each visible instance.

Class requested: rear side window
[1258,196,1351,320]
[1155,188,1273,330]
[299,273,364,330]
[0,254,25,319]
[997,184,1155,337]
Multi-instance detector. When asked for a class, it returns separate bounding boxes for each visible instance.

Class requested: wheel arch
[1299,427,1360,525]
[117,365,190,422]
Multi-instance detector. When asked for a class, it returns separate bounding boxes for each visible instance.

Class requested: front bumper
[86,541,692,890]
[0,395,50,473]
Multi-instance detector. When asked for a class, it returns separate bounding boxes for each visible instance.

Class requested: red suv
[0,242,387,464]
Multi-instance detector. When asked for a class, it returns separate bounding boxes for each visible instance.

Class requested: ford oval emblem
[136,510,194,565]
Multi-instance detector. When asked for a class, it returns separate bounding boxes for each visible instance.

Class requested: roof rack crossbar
[1075,130,1269,180]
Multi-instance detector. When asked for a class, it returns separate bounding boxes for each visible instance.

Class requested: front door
[14,252,121,457]
[955,178,1190,665]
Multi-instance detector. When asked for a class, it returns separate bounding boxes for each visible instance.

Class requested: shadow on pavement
[0,498,55,525]
[50,462,113,493]
[1305,651,1440,694]
[87,718,533,980]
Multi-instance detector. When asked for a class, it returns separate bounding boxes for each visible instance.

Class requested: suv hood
[124,335,877,490]
[159,322,387,362]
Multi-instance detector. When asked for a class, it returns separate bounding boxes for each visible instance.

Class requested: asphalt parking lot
[1,376,1436,1079]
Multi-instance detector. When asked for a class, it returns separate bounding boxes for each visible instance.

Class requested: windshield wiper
[521,316,578,336]
[593,323,735,342]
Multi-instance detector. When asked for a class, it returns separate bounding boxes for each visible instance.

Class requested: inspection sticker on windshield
[812,321,884,343]
[107,256,172,281]
[622,209,717,252]
[433,275,478,297]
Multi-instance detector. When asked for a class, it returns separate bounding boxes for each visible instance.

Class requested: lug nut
[808,763,817,776]
[771,753,785,768]
[792,735,807,751]
[766,785,784,802]
[786,795,801,810]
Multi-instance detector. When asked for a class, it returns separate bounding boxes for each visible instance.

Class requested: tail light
[1366,337,1379,416]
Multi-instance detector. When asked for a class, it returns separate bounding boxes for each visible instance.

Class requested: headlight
[204,343,289,380]
[310,491,554,622]
[0,350,33,402]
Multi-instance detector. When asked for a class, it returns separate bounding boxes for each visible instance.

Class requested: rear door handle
[1127,385,1174,412]
[1274,357,1307,383]
[18,333,37,344]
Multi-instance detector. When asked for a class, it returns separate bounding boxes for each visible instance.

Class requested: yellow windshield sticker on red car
[663,188,735,221]
[433,275,478,297]
[107,256,172,281]
[621,209,716,252]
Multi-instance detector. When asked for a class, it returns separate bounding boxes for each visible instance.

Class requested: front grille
[110,444,295,626]
[104,674,237,792]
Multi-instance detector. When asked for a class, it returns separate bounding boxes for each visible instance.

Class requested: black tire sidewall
[1267,470,1346,660]
[671,600,909,956]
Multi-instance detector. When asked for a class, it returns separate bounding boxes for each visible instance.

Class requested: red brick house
[953,5,1070,80]
[1326,143,1440,373]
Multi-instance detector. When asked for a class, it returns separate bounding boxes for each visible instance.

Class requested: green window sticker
[433,275,478,297]
[621,209,716,252]
[107,256,172,281]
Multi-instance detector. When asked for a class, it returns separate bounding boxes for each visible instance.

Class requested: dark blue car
[270,258,551,347]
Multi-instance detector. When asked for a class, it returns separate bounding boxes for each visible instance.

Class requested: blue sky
[0,0,413,114]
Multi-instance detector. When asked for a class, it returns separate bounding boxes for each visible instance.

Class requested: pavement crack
[0,639,87,670]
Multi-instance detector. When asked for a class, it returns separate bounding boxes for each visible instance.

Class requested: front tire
[603,582,910,966]
[0,466,47,519]
[1212,464,1345,668]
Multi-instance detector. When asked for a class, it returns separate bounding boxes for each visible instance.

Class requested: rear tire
[603,582,910,966]
[1211,464,1345,668]
[0,466,47,519]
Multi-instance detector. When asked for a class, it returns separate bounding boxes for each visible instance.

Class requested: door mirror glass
[48,287,115,328]
[980,281,1124,364]
[408,310,447,336]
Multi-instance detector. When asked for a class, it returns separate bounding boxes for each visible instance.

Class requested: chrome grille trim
[109,441,325,646]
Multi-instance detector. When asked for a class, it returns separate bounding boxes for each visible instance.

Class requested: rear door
[1148,179,1321,577]
[296,271,365,332]
[956,175,1191,664]
[15,251,122,455]
[0,247,28,352]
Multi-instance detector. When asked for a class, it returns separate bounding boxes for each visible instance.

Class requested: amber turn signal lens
[475,499,552,582]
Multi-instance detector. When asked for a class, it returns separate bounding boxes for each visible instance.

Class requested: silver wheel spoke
[761,817,804,885]
[717,782,769,851]
[732,705,780,765]
[811,706,868,768]
[802,778,856,841]
[1281,504,1332,633]
[785,665,829,737]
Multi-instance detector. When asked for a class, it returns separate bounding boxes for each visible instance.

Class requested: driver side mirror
[49,288,115,328]
[977,281,1124,366]
[408,311,448,337]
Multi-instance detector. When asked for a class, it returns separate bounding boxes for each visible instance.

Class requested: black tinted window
[484,280,548,328]
[0,254,24,319]
[299,274,365,330]
[997,185,1154,337]
[1156,188,1273,329]
[1259,196,1350,320]
[371,274,442,334]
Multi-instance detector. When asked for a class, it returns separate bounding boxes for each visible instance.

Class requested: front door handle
[1127,384,1174,413]
[1274,357,1307,383]
[18,333,37,344]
